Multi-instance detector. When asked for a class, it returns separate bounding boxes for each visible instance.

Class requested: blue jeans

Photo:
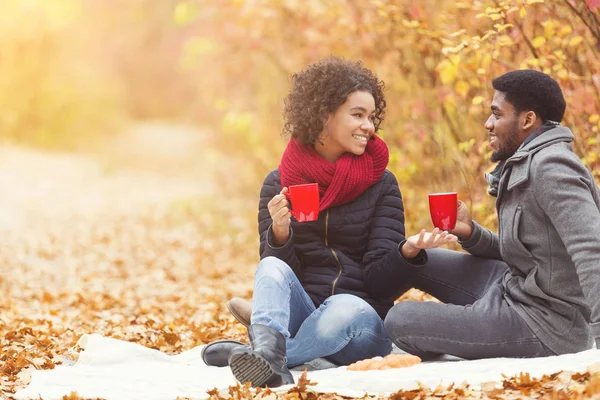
[251,257,392,367]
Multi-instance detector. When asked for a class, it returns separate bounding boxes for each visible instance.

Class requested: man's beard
[491,121,521,162]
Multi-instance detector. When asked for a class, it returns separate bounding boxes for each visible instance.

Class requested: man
[383,70,600,359]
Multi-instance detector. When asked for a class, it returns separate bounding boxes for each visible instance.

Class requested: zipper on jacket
[325,210,343,295]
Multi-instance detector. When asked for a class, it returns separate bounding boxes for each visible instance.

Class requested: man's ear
[522,111,538,130]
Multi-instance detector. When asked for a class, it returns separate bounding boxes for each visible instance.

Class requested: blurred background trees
[1,0,599,234]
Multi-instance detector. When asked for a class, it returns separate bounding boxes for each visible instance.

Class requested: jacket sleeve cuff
[397,240,427,267]
[458,221,483,249]
[267,224,293,249]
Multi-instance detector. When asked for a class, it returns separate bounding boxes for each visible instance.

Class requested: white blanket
[16,334,600,400]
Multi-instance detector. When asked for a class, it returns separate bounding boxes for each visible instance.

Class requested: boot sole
[226,301,250,328]
[229,350,276,387]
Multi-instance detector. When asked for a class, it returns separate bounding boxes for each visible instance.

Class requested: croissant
[347,354,421,371]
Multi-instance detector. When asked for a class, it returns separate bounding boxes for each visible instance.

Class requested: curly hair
[282,57,386,145]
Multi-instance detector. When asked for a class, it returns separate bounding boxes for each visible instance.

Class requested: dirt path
[0,123,219,231]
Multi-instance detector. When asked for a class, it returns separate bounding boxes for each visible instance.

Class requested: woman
[201,57,454,387]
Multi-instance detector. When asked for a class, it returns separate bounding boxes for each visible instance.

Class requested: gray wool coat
[461,125,600,355]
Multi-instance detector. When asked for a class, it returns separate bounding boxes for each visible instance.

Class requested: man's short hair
[492,70,566,123]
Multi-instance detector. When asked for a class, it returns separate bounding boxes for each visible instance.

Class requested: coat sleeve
[258,171,302,276]
[458,221,503,260]
[532,152,600,347]
[363,171,427,300]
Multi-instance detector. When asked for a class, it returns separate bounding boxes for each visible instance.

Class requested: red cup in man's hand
[428,192,457,230]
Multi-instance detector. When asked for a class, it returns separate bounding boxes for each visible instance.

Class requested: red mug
[428,192,457,230]
[285,183,320,222]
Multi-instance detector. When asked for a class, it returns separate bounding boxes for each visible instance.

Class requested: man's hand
[268,187,291,245]
[401,228,457,260]
[450,200,475,240]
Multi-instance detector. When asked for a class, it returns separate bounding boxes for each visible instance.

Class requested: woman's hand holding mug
[268,187,292,245]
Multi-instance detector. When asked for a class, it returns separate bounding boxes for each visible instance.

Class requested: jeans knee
[328,294,372,317]
[255,256,295,283]
[316,294,381,335]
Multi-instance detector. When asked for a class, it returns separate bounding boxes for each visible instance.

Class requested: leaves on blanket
[572,372,591,383]
[204,368,600,400]
[287,370,317,395]
[502,372,548,395]
[583,374,600,397]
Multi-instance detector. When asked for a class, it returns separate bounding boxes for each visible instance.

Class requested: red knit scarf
[279,135,389,210]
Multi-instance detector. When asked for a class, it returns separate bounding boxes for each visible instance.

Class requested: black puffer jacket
[258,169,426,319]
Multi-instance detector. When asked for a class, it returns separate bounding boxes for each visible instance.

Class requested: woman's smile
[353,134,369,144]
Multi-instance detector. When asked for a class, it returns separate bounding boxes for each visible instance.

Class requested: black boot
[228,324,295,387]
[201,340,248,367]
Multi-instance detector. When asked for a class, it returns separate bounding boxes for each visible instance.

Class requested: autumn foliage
[174,0,600,236]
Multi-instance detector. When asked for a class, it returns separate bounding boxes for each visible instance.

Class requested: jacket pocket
[510,206,533,259]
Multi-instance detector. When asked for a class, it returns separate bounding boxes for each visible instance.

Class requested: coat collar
[496,125,574,201]
[508,124,574,163]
